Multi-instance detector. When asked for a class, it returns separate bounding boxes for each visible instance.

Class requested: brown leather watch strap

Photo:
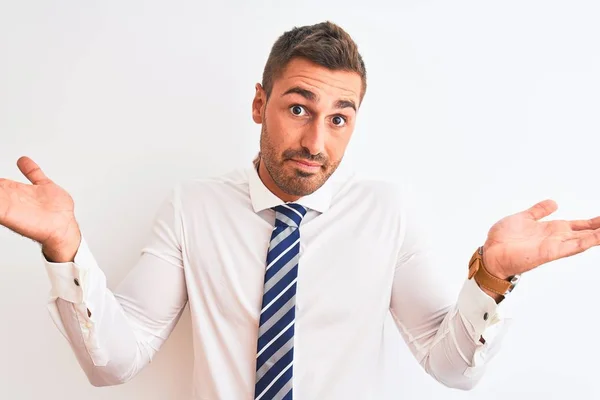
[468,247,515,296]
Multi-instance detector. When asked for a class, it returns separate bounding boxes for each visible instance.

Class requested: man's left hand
[482,199,600,279]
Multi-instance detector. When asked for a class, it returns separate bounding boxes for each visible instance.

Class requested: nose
[300,119,326,156]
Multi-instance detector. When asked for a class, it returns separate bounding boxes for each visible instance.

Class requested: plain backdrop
[1,1,599,399]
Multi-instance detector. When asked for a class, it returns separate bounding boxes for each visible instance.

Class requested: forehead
[272,57,362,105]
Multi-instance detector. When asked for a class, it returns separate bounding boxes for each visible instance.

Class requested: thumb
[523,199,558,221]
[17,156,53,185]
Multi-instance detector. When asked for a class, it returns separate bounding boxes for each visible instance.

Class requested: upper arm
[388,188,456,359]
[111,184,188,350]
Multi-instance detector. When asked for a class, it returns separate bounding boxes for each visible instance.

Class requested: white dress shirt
[43,163,510,399]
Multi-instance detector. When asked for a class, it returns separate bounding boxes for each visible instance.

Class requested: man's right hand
[0,156,81,262]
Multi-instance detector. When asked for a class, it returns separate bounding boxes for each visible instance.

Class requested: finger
[16,156,52,185]
[570,216,600,231]
[524,199,558,221]
[564,229,600,256]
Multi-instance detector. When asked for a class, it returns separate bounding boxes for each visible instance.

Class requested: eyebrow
[282,86,357,112]
[335,99,357,112]
[282,87,316,102]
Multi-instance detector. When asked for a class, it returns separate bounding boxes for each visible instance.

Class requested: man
[1,21,599,400]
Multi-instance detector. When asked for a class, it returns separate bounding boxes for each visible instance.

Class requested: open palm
[0,156,77,247]
[483,199,600,278]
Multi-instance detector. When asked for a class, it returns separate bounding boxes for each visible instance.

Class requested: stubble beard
[258,121,340,197]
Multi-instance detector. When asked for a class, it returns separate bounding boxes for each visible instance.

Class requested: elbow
[83,344,149,387]
[438,375,482,391]
[87,369,132,387]
[89,378,123,388]
[426,369,483,391]
[85,356,143,388]
[422,357,485,391]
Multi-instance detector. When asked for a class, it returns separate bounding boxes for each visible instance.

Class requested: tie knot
[272,203,307,228]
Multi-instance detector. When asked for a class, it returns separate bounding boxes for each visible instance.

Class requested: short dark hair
[262,21,367,102]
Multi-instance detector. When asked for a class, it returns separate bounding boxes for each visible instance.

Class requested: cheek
[268,113,302,146]
[326,133,352,160]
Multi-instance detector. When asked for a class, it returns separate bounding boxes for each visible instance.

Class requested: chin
[293,170,319,179]
[294,177,327,195]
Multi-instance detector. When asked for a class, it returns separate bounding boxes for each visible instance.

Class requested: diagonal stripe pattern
[254,203,307,400]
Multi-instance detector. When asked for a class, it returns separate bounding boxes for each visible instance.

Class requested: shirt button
[74,278,80,286]
[483,312,489,321]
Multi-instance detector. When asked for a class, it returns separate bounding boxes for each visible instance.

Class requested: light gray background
[1,1,599,399]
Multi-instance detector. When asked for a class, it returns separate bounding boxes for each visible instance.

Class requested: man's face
[252,57,362,198]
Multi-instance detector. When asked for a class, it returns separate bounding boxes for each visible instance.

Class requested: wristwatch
[468,246,520,297]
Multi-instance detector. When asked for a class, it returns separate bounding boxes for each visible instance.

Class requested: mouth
[291,158,321,167]
[288,158,323,172]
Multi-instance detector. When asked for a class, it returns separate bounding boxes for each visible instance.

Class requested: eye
[332,115,347,127]
[290,105,307,116]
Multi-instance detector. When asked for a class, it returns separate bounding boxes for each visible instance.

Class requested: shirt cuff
[457,277,506,342]
[42,235,109,366]
[42,235,102,305]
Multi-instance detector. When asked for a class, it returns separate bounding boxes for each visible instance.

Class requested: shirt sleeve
[42,185,188,387]
[389,194,514,390]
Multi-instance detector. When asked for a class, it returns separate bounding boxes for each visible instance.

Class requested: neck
[257,158,301,203]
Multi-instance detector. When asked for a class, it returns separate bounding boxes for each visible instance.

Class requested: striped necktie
[254,203,307,400]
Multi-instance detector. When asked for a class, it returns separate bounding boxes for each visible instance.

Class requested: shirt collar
[247,162,333,214]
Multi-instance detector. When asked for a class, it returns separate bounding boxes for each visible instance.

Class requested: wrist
[481,243,511,280]
[42,222,81,263]
[469,245,520,303]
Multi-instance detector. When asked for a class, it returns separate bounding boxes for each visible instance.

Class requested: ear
[252,83,267,124]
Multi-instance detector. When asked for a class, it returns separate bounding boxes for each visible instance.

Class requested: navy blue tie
[254,203,307,400]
